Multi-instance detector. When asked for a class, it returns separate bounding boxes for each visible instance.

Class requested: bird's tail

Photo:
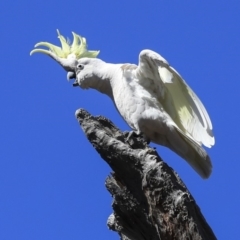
[166,128,212,179]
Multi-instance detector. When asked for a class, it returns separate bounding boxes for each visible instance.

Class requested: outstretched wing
[136,49,214,148]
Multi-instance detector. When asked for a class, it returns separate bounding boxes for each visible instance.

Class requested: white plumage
[30,31,214,178]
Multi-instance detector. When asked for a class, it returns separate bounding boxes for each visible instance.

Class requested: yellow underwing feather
[137,50,214,148]
[160,65,214,147]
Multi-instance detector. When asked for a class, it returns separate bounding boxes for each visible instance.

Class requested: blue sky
[1,1,239,239]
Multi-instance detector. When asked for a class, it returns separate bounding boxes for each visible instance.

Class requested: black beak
[67,71,79,87]
[72,80,79,87]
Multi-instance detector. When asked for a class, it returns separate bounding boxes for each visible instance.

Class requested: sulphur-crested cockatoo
[30,30,214,178]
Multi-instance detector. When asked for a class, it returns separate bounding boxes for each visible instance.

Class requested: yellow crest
[30,30,100,59]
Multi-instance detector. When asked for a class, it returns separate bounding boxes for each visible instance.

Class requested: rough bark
[75,108,216,240]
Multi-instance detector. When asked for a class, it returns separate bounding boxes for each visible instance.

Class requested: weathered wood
[75,108,216,240]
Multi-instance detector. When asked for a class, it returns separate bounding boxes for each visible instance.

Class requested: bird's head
[71,58,106,88]
[30,30,100,75]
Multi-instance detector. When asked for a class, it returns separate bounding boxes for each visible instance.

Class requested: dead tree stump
[75,108,216,240]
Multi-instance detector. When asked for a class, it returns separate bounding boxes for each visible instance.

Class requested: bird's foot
[124,131,150,144]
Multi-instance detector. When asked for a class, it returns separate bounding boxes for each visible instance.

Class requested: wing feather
[137,50,214,148]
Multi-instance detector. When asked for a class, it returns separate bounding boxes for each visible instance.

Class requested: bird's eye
[77,64,84,70]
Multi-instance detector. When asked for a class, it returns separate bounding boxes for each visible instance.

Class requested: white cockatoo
[30,30,215,179]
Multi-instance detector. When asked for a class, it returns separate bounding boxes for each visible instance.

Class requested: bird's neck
[86,62,119,99]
